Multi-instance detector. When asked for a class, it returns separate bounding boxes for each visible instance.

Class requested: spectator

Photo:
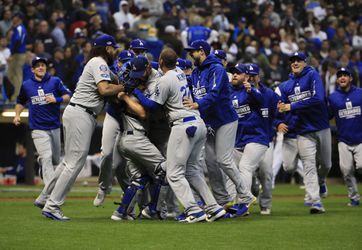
[263,1,281,29]
[0,36,10,86]
[352,24,362,49]
[324,60,338,96]
[279,33,299,55]
[52,47,65,80]
[232,17,250,44]
[319,40,330,60]
[326,16,338,41]
[145,27,164,61]
[33,40,51,59]
[51,18,67,48]
[113,0,135,29]
[35,20,56,54]
[181,15,218,47]
[132,7,155,40]
[24,0,43,25]
[312,21,327,42]
[0,141,27,184]
[0,8,12,37]
[264,53,287,87]
[8,12,27,101]
[155,2,180,38]
[255,15,280,42]
[212,2,230,32]
[160,25,183,57]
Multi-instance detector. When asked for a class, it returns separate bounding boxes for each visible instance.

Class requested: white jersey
[150,67,199,123]
[70,56,112,114]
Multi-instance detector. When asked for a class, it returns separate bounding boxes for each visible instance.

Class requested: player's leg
[297,133,324,213]
[258,143,274,215]
[50,128,61,167]
[204,133,232,206]
[224,149,243,202]
[282,137,299,174]
[272,132,284,187]
[42,106,97,217]
[316,128,332,197]
[338,142,360,205]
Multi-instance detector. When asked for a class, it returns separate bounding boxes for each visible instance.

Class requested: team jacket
[230,84,269,148]
[190,54,238,129]
[278,66,329,135]
[186,25,211,45]
[16,73,72,130]
[259,83,280,142]
[328,86,362,145]
[9,24,27,54]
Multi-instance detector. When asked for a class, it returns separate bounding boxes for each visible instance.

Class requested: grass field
[0,183,361,250]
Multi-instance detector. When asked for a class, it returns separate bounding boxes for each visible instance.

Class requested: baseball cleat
[206,208,226,222]
[175,212,187,222]
[42,210,70,221]
[319,183,328,198]
[34,201,45,209]
[141,207,165,220]
[260,207,271,215]
[93,189,107,207]
[223,212,235,219]
[347,199,360,206]
[184,211,206,223]
[235,196,257,217]
[310,203,326,214]
[111,210,135,221]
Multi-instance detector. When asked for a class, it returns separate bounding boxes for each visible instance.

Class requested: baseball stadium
[0,1,361,249]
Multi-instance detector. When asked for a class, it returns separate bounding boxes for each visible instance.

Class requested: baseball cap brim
[132,47,147,50]
[230,67,242,74]
[289,55,306,61]
[184,46,197,51]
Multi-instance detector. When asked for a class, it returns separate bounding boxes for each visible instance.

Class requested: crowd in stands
[0,0,361,101]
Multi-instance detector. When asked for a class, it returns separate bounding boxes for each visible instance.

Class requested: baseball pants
[338,142,362,201]
[257,142,274,209]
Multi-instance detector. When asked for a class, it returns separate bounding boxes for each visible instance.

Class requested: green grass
[0,184,361,250]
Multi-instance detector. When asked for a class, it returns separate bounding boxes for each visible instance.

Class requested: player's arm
[98,80,124,96]
[45,78,73,104]
[13,84,28,126]
[133,88,161,110]
[118,92,146,119]
[14,104,25,126]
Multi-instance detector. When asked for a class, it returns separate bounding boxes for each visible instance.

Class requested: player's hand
[45,95,56,103]
[243,81,252,93]
[277,123,289,134]
[277,101,291,112]
[183,98,199,110]
[13,116,21,126]
[117,91,127,100]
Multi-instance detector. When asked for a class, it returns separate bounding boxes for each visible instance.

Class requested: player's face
[290,58,306,75]
[31,62,47,78]
[337,74,352,89]
[249,74,260,84]
[190,50,202,67]
[117,60,124,68]
[132,49,147,56]
[231,72,245,86]
[106,46,118,61]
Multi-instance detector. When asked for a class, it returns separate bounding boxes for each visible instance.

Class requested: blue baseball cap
[246,63,260,75]
[213,50,227,60]
[130,39,148,50]
[118,50,135,63]
[184,40,211,55]
[336,67,351,77]
[289,51,307,62]
[31,57,48,67]
[176,58,186,70]
[93,34,119,48]
[151,61,159,70]
[185,59,192,69]
[230,63,247,74]
[129,56,149,79]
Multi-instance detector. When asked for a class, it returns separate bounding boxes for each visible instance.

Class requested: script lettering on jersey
[338,101,361,119]
[193,87,207,98]
[232,100,251,118]
[31,93,55,105]
[288,90,312,103]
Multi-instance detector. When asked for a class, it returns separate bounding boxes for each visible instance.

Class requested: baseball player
[183,40,249,213]
[14,57,71,208]
[41,34,124,221]
[129,38,148,56]
[134,48,226,222]
[246,63,280,215]
[213,49,232,82]
[278,52,331,214]
[328,67,362,206]
[111,56,168,221]
[93,50,135,206]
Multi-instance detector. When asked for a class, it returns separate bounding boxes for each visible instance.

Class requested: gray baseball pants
[257,142,274,209]
[297,128,332,204]
[338,142,362,201]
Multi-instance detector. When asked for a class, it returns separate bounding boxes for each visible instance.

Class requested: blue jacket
[259,84,280,142]
[9,24,27,54]
[16,73,72,130]
[278,66,329,135]
[190,54,238,129]
[187,25,211,45]
[231,84,269,148]
[328,86,362,145]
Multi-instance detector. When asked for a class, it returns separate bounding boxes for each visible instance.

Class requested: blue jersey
[16,73,72,130]
[190,54,238,129]
[278,66,329,135]
[9,24,27,54]
[259,84,280,142]
[328,86,362,145]
[230,84,269,148]
[186,25,211,45]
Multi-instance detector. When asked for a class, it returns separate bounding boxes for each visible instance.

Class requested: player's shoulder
[88,56,108,67]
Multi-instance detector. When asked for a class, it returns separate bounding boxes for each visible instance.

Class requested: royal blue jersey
[230,84,269,148]
[9,24,27,54]
[16,73,72,130]
[328,86,362,145]
[186,25,211,45]
[259,84,280,142]
[278,66,330,135]
[190,54,238,129]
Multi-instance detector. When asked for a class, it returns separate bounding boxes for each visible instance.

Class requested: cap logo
[107,41,112,45]
[127,52,131,56]
[139,41,143,46]
[215,51,219,54]
[294,52,298,56]
[249,65,254,70]
[341,67,345,71]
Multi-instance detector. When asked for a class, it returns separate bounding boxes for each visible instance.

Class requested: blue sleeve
[16,84,27,105]
[56,78,72,97]
[327,96,335,120]
[133,89,161,110]
[196,66,227,113]
[291,71,325,110]
[9,29,19,54]
[249,87,264,105]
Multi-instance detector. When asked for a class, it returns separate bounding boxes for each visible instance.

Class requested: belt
[125,130,147,136]
[170,116,196,127]
[69,102,97,119]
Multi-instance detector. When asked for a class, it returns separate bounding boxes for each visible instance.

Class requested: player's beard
[106,51,117,66]
[193,57,201,67]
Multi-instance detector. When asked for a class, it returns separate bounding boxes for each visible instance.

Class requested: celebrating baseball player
[14,57,71,209]
[328,67,362,206]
